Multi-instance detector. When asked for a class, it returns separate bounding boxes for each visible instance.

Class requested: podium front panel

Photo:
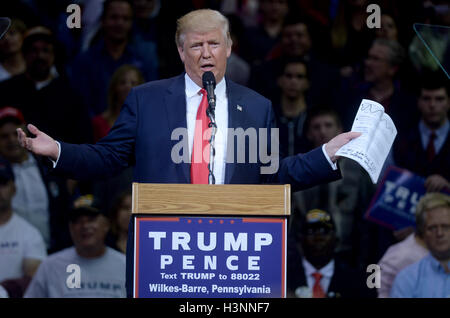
[133,215,287,298]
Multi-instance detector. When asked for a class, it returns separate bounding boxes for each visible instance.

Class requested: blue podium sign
[366,166,426,230]
[133,216,286,298]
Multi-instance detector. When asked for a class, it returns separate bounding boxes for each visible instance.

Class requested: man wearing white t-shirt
[0,159,47,298]
[25,196,126,298]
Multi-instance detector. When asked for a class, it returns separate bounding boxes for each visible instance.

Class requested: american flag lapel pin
[237,105,242,112]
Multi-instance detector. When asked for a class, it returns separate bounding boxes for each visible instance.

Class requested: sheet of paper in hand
[336,99,397,183]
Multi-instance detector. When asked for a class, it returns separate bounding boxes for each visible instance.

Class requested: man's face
[364,44,395,83]
[69,215,110,252]
[418,88,450,129]
[277,62,309,99]
[423,207,450,261]
[300,225,336,263]
[177,28,231,87]
[102,1,133,42]
[307,114,342,147]
[0,122,27,163]
[24,40,55,81]
[281,23,311,57]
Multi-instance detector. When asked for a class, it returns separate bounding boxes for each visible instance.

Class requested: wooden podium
[131,183,291,298]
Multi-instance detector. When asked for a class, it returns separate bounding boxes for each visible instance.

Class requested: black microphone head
[202,71,216,89]
[0,18,11,40]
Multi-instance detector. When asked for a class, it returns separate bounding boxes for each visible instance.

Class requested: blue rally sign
[365,166,427,230]
[133,216,286,298]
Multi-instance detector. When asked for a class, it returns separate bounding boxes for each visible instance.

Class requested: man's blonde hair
[416,192,450,236]
[175,9,232,48]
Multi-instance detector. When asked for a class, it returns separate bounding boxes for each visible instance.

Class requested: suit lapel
[435,127,450,158]
[164,74,190,183]
[163,77,248,184]
[225,79,243,184]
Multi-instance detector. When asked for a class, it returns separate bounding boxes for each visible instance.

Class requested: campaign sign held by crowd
[133,216,286,298]
[365,166,426,230]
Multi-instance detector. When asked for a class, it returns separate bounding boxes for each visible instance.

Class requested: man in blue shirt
[390,192,450,297]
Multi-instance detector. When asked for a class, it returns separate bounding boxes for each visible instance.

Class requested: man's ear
[177,45,185,63]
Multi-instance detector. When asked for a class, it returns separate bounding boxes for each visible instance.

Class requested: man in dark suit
[17,9,360,297]
[287,208,376,298]
[393,73,450,192]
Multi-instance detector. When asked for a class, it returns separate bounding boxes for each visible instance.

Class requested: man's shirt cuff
[322,144,338,170]
[50,141,61,168]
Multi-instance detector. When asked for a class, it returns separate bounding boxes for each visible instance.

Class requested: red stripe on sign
[281,219,286,298]
[242,218,285,223]
[134,218,140,298]
[138,217,180,222]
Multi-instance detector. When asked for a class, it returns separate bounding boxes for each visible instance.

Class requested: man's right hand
[17,124,59,161]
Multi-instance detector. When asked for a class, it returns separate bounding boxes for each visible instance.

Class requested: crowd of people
[0,0,449,298]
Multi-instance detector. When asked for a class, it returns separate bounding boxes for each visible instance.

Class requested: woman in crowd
[91,64,144,142]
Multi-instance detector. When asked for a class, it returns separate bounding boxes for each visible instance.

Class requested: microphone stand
[206,97,217,185]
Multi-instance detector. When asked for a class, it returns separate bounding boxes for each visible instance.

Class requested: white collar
[184,73,226,99]
[419,119,449,138]
[35,66,59,91]
[302,258,335,278]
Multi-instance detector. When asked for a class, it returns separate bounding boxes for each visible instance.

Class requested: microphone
[202,71,217,185]
[202,71,216,110]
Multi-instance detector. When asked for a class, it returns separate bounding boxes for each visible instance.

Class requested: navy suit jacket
[53,74,341,297]
[393,124,450,181]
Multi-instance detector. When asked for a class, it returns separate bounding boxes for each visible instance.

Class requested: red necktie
[190,88,211,184]
[312,272,326,298]
[426,131,437,162]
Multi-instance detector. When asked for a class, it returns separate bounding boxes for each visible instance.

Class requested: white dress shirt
[11,155,50,248]
[185,73,228,184]
[418,119,449,154]
[302,258,335,294]
[184,73,335,184]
